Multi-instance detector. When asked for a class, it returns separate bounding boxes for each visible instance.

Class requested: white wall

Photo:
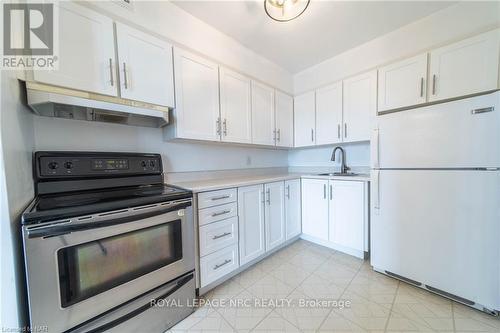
[0,71,35,330]
[84,0,293,93]
[288,142,370,169]
[294,1,500,94]
[33,117,288,172]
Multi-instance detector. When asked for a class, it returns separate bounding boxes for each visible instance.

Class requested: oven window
[57,221,182,308]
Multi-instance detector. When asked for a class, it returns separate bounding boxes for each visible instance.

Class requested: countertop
[169,173,370,193]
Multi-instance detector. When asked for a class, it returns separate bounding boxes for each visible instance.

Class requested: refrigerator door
[371,91,500,169]
[371,169,500,311]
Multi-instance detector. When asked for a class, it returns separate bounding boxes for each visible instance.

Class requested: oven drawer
[200,244,239,287]
[198,188,237,209]
[199,216,238,257]
[198,202,237,226]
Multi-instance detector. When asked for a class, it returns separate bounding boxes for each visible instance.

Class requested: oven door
[22,199,194,333]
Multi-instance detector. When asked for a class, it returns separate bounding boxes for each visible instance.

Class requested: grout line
[382,280,400,332]
[451,302,457,333]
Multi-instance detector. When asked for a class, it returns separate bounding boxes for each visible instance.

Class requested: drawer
[198,202,237,226]
[199,216,238,257]
[200,244,239,287]
[198,188,237,209]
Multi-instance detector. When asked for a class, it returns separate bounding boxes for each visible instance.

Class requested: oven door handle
[67,273,194,333]
[27,200,192,239]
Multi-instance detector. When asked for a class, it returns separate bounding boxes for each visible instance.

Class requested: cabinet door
[264,181,286,252]
[219,68,252,144]
[275,91,294,148]
[238,185,266,266]
[343,70,377,142]
[115,23,174,107]
[294,91,316,147]
[301,178,329,241]
[173,48,220,141]
[329,181,365,251]
[33,2,116,96]
[429,29,499,102]
[285,179,301,240]
[251,81,275,145]
[377,53,428,112]
[316,82,343,145]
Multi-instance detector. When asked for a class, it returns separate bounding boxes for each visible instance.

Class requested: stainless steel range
[22,152,195,333]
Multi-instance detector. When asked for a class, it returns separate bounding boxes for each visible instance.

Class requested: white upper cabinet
[173,48,220,141]
[33,2,116,96]
[219,68,252,144]
[343,70,377,142]
[301,178,329,241]
[275,91,294,148]
[316,82,343,145]
[115,23,174,107]
[328,181,366,252]
[294,91,316,147]
[378,53,428,112]
[285,179,301,240]
[251,81,276,145]
[264,182,286,252]
[238,185,266,266]
[429,30,500,102]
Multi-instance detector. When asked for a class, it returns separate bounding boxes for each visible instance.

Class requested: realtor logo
[2,2,58,69]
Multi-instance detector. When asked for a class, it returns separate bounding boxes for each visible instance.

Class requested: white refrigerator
[371,91,500,314]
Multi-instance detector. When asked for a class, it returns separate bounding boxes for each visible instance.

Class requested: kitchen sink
[317,172,359,177]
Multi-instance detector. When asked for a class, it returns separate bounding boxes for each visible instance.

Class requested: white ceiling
[172,0,456,73]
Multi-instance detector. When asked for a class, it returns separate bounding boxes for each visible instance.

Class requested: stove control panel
[37,153,162,178]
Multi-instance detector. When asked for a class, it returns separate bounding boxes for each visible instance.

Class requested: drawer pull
[211,209,231,217]
[211,195,230,201]
[471,107,494,115]
[212,232,231,240]
[213,259,232,270]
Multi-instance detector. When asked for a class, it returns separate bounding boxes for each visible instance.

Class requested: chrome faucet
[331,146,349,174]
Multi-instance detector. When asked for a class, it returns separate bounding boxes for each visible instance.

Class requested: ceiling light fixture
[264,0,310,22]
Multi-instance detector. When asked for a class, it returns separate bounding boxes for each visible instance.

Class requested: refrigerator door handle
[371,128,380,169]
[372,170,380,211]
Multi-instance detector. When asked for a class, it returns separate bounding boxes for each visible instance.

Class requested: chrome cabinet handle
[471,107,494,115]
[108,58,114,86]
[213,259,232,270]
[344,123,347,138]
[211,209,230,217]
[311,128,314,142]
[223,119,227,136]
[329,184,333,200]
[123,62,129,89]
[212,232,231,240]
[337,124,340,139]
[432,74,436,95]
[211,194,230,201]
[323,184,327,199]
[273,129,276,142]
[266,188,271,205]
[277,129,281,142]
[216,118,221,136]
[286,185,290,199]
[420,77,424,97]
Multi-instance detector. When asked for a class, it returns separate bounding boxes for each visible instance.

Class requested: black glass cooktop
[22,184,191,225]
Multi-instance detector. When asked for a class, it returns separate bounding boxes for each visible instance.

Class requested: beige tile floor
[168,240,500,333]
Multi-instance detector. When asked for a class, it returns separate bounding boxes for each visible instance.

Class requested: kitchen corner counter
[169,173,370,193]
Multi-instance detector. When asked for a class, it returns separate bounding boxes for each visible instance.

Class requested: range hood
[25,81,169,128]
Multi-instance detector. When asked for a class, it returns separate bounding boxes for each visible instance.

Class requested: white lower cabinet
[285,179,302,240]
[328,181,366,252]
[200,244,239,287]
[301,178,329,241]
[238,184,266,266]
[302,178,368,258]
[264,181,286,252]
[199,217,238,257]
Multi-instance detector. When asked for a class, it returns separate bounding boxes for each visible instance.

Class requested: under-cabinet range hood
[25,81,169,128]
